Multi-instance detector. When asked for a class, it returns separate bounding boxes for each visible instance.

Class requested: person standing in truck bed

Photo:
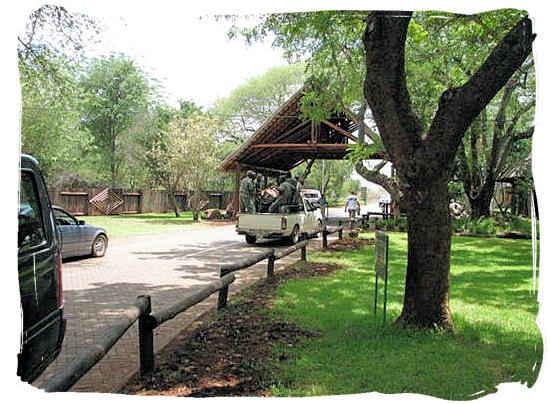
[268,175,295,213]
[239,170,257,213]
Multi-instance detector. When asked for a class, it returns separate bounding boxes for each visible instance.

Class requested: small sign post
[374,231,389,325]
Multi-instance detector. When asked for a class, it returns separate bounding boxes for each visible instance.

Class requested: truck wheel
[245,235,257,245]
[313,220,323,238]
[288,225,300,245]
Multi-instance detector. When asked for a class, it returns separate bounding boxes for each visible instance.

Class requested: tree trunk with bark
[364,11,534,331]
[400,179,453,329]
[467,177,496,219]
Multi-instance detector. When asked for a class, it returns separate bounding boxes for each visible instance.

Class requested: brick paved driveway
[33,222,314,393]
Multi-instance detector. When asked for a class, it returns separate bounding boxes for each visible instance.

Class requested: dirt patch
[119,261,341,397]
[328,237,375,251]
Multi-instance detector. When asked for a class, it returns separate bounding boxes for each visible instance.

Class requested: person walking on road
[239,170,257,213]
[344,190,360,227]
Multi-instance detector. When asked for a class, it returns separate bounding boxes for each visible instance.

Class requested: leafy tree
[404,12,535,218]
[145,105,220,218]
[211,63,305,142]
[363,11,533,330]
[301,160,353,201]
[80,55,151,187]
[19,54,87,181]
[18,4,99,86]
[457,64,534,218]
[18,4,99,182]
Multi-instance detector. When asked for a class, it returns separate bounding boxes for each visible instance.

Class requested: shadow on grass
[268,234,541,399]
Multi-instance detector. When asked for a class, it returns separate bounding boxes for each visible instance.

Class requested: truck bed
[237,213,285,232]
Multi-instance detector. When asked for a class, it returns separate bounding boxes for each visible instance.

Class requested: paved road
[33,222,327,393]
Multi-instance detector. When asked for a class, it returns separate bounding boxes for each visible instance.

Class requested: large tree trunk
[166,183,180,217]
[364,12,534,331]
[467,178,496,219]
[398,179,453,330]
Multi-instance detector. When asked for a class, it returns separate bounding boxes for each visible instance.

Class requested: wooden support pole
[301,244,307,261]
[218,268,230,311]
[233,165,241,210]
[322,228,328,250]
[138,295,154,375]
[267,254,275,281]
[338,227,343,240]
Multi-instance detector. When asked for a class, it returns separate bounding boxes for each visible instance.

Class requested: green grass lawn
[80,212,201,239]
[269,232,541,399]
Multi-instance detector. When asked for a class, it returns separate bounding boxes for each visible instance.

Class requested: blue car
[52,206,108,259]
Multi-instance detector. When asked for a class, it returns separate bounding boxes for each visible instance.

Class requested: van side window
[18,171,46,252]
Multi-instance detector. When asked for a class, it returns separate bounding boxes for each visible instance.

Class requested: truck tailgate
[238,213,283,230]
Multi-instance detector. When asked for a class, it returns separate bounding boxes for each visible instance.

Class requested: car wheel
[288,225,300,245]
[92,234,108,257]
[245,234,257,245]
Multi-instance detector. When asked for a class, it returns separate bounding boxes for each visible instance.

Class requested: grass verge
[80,212,201,239]
[270,232,541,399]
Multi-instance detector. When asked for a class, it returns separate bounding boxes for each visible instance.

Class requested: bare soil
[119,260,342,397]
[328,237,375,251]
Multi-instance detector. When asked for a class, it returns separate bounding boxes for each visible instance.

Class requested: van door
[18,159,64,382]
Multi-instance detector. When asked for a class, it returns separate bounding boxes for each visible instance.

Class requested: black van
[17,154,65,382]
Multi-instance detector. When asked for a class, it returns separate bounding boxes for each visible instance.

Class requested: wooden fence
[48,188,234,216]
[38,227,345,392]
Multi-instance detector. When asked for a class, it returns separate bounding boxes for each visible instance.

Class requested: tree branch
[364,11,423,168]
[428,17,535,156]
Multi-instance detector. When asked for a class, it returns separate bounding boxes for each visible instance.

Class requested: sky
[80,13,288,108]
[2,0,550,403]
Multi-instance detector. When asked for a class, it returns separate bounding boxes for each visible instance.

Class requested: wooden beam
[321,120,358,142]
[244,119,311,161]
[250,143,350,150]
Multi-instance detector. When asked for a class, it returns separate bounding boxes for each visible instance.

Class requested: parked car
[18,154,65,382]
[52,206,108,259]
[300,188,322,205]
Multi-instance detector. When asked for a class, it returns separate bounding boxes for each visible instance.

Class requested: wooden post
[301,244,307,261]
[322,228,328,250]
[218,268,229,310]
[338,227,343,240]
[233,165,241,211]
[267,253,275,281]
[138,295,154,375]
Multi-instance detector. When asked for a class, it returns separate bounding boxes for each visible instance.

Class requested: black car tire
[287,225,301,245]
[92,234,108,257]
[313,220,323,238]
[245,234,257,245]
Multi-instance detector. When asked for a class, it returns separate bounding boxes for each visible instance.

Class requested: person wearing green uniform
[268,175,295,213]
[239,170,257,213]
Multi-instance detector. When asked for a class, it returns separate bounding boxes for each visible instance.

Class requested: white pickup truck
[237,198,323,245]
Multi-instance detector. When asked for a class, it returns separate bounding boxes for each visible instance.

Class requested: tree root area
[328,237,375,251]
[119,260,341,397]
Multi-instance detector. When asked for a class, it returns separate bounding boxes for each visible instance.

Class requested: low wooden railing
[38,229,345,392]
[322,225,344,249]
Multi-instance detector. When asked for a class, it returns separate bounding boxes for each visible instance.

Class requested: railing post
[338,227,343,240]
[267,252,275,282]
[218,268,229,310]
[138,295,154,376]
[301,244,307,261]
